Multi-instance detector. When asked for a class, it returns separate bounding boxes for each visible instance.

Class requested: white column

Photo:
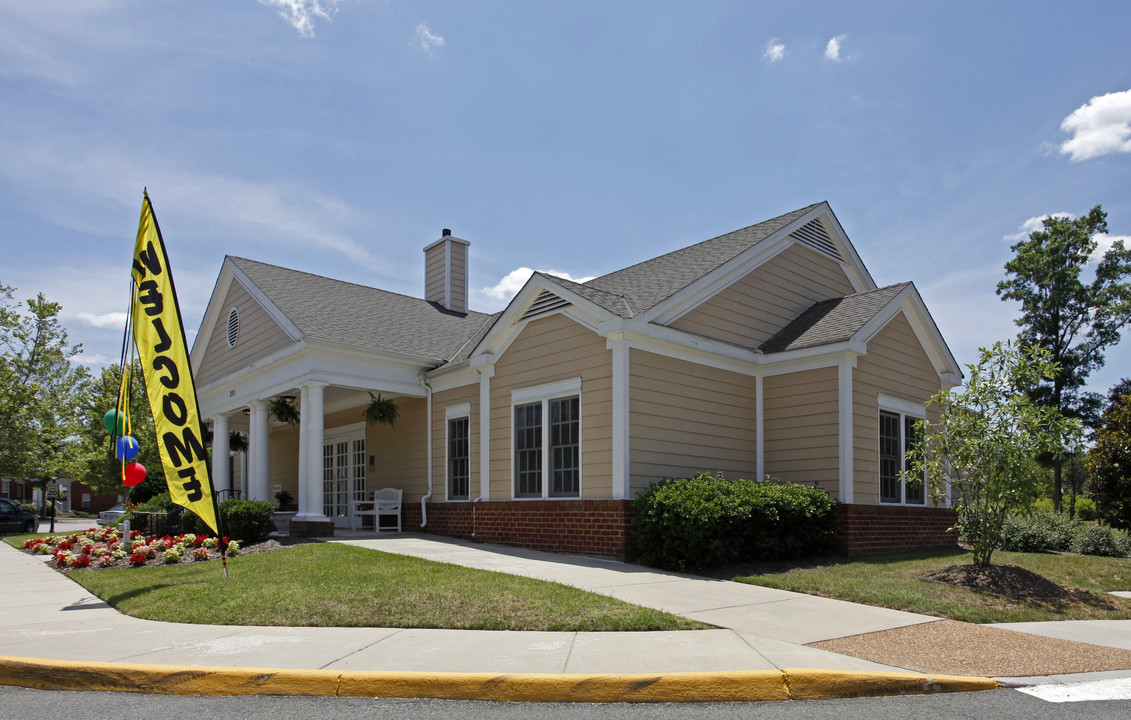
[211,414,231,498]
[838,357,856,504]
[477,364,493,500]
[248,400,270,502]
[297,383,327,519]
[755,374,765,482]
[608,333,631,500]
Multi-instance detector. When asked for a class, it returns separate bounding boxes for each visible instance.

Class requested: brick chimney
[423,228,470,314]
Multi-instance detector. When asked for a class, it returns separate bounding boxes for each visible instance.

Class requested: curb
[0,656,997,702]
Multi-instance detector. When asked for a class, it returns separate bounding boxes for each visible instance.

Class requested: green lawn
[734,547,1131,624]
[61,542,709,631]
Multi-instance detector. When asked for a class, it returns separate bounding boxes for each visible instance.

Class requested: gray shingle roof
[228,257,496,364]
[584,203,823,316]
[759,283,910,354]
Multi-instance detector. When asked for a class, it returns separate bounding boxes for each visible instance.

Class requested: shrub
[1071,524,1129,558]
[1073,497,1097,521]
[999,510,1077,553]
[189,499,276,544]
[632,473,839,571]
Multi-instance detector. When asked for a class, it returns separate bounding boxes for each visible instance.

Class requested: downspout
[419,374,433,528]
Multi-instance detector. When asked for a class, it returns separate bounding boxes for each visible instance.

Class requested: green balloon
[103,409,126,435]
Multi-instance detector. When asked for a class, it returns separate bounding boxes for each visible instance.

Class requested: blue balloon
[116,435,140,461]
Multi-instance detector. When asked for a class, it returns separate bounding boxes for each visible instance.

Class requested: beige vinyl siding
[431,384,478,500]
[762,366,840,498]
[196,281,293,387]
[424,244,446,305]
[670,243,856,348]
[449,241,468,313]
[367,396,429,503]
[629,350,756,496]
[268,422,300,500]
[489,314,613,499]
[263,398,429,509]
[853,312,942,505]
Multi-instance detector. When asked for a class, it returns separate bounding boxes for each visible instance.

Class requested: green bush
[186,499,276,543]
[999,510,1077,553]
[632,473,839,571]
[1073,497,1097,521]
[1071,524,1129,558]
[134,492,172,512]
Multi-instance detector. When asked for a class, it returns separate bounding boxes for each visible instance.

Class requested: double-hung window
[512,379,581,499]
[878,395,926,505]
[446,403,471,501]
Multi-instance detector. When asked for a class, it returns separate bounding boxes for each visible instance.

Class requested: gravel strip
[810,619,1131,677]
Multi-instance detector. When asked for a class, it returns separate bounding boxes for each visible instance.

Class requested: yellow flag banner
[130,193,221,534]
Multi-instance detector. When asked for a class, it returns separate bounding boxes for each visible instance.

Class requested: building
[191,202,961,557]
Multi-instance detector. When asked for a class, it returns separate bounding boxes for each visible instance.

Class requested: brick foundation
[289,519,335,538]
[403,500,636,559]
[835,503,957,555]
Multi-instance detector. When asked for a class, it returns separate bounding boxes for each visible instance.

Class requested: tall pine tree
[997,206,1131,510]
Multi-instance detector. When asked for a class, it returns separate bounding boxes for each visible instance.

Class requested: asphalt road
[3,686,1130,720]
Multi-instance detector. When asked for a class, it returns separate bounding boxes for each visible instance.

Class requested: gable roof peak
[582,202,828,316]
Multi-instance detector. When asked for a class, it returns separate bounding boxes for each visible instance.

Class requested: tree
[1087,392,1131,530]
[79,361,167,501]
[996,206,1131,511]
[912,342,1081,566]
[0,283,92,504]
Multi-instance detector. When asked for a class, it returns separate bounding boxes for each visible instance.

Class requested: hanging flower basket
[363,393,399,427]
[269,396,300,425]
[229,431,248,453]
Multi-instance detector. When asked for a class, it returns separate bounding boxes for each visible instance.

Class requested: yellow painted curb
[0,656,997,702]
[784,668,999,700]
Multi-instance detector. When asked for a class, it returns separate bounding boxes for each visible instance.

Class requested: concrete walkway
[0,522,1128,700]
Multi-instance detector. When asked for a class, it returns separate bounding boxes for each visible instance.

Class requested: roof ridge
[586,202,824,286]
[228,256,493,319]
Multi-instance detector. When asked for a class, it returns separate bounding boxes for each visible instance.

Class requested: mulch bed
[811,619,1131,677]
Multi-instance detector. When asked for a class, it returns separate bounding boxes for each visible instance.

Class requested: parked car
[0,498,38,534]
[97,503,127,526]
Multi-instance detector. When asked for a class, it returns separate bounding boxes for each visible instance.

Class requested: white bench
[349,487,402,532]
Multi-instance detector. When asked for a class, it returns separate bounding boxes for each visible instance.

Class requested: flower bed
[22,526,241,571]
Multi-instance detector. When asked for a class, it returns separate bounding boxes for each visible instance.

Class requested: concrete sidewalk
[0,532,922,675]
[0,525,1127,699]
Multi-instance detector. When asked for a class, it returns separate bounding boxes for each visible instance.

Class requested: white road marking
[1018,677,1131,703]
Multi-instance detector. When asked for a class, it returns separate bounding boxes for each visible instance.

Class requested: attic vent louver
[522,290,570,320]
[226,307,240,347]
[791,218,842,261]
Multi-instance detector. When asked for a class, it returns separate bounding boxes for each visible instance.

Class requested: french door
[322,428,366,527]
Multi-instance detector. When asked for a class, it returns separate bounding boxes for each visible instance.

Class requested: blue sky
[2,0,1130,396]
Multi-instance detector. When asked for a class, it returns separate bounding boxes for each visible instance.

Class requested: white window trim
[510,379,583,500]
[445,402,471,420]
[445,411,471,502]
[877,402,927,506]
[511,377,581,405]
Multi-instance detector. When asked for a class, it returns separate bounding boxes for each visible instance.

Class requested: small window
[447,417,470,500]
[226,308,240,347]
[879,409,926,505]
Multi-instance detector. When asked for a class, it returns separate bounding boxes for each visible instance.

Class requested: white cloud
[1093,234,1130,262]
[258,0,339,38]
[825,35,846,62]
[76,311,128,329]
[415,23,445,53]
[71,353,113,367]
[1059,89,1131,162]
[1003,213,1071,242]
[1003,213,1124,265]
[763,38,786,63]
[480,268,597,303]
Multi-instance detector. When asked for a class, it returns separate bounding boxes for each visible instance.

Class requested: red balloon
[123,462,147,487]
